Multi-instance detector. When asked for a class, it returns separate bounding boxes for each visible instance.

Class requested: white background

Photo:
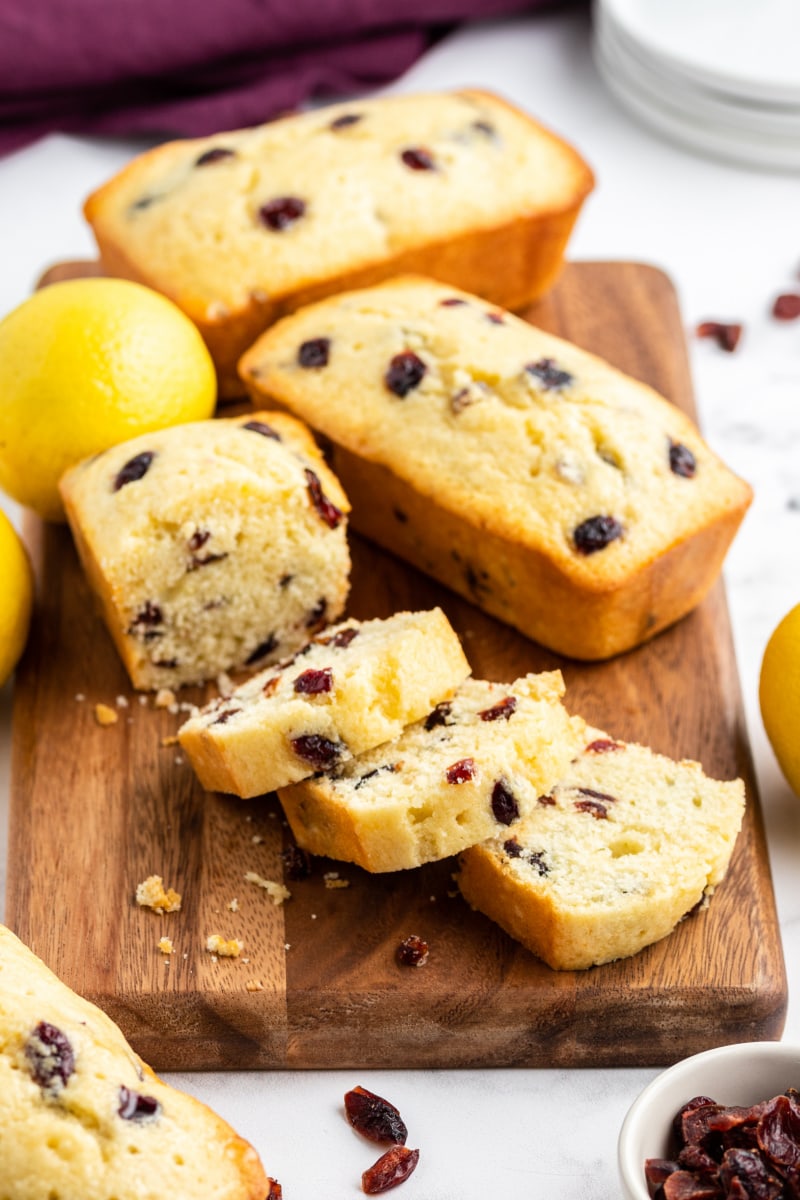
[1,8,799,1197]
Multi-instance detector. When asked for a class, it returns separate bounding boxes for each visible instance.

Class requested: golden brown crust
[323,446,749,660]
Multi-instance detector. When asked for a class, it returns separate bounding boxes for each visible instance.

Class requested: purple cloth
[0,0,549,156]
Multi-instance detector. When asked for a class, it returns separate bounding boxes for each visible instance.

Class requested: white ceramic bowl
[618,1041,800,1200]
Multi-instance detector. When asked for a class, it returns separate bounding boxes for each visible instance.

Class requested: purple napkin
[0,0,558,156]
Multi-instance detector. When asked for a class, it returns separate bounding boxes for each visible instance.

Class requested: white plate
[599,0,800,104]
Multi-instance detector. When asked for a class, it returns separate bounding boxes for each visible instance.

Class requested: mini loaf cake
[178,608,471,797]
[83,90,593,395]
[240,275,753,660]
[457,729,745,970]
[276,672,585,873]
[59,411,350,690]
[0,923,276,1199]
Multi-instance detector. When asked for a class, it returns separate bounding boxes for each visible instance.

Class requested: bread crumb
[138,694,149,706]
[155,688,176,709]
[251,835,264,844]
[95,703,118,727]
[246,979,265,992]
[206,933,243,958]
[75,692,85,702]
[284,943,291,951]
[174,756,184,765]
[324,871,350,890]
[116,695,129,708]
[161,735,179,747]
[244,872,291,905]
[157,937,174,955]
[136,875,182,913]
[228,898,239,912]
[310,913,317,919]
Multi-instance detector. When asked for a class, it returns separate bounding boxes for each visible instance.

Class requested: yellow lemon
[0,278,216,521]
[759,602,800,795]
[0,509,33,687]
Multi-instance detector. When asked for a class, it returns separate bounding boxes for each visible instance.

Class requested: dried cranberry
[113,451,154,491]
[195,146,236,166]
[490,778,519,825]
[527,851,549,877]
[486,311,505,325]
[670,442,697,478]
[291,734,343,769]
[281,844,312,880]
[696,321,742,352]
[188,530,211,552]
[773,293,800,320]
[384,351,427,398]
[259,196,306,231]
[424,701,452,730]
[246,633,278,665]
[345,1085,408,1144]
[305,468,343,529]
[330,112,363,130]
[363,1145,419,1194]
[578,786,617,804]
[479,696,517,722]
[537,793,556,807]
[586,738,624,753]
[573,515,623,554]
[243,419,281,441]
[472,119,496,137]
[25,1022,75,1093]
[294,667,333,694]
[267,1181,283,1200]
[400,147,436,171]
[306,597,328,628]
[446,758,475,784]
[154,657,178,668]
[130,194,159,211]
[757,1094,800,1168]
[298,337,330,368]
[503,838,523,858]
[439,297,468,307]
[329,627,359,649]
[396,935,429,968]
[574,797,608,819]
[118,1086,161,1121]
[211,706,242,726]
[526,358,574,391]
[128,601,163,637]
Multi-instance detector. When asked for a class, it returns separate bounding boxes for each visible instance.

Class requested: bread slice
[0,923,275,1198]
[457,729,745,969]
[277,672,585,872]
[178,608,471,797]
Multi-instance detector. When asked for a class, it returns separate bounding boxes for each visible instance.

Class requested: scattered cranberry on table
[695,321,743,352]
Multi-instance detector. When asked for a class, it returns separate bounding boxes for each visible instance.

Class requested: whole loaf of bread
[240,275,752,660]
[83,90,593,395]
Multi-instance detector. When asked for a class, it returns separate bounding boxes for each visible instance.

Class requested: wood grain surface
[6,260,787,1070]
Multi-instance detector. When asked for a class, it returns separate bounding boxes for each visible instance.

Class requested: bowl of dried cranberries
[617,1040,800,1199]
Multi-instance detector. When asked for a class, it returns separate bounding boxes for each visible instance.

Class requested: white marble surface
[1,9,799,1197]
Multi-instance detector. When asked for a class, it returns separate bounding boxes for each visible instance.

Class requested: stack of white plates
[593,0,800,171]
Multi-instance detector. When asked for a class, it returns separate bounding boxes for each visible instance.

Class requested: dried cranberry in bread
[0,923,275,1198]
[240,275,752,660]
[83,90,593,395]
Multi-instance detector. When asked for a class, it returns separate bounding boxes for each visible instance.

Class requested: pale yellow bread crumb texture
[135,875,182,913]
[277,671,585,873]
[179,607,470,797]
[94,703,118,726]
[457,728,746,970]
[157,937,174,955]
[83,90,593,391]
[59,410,350,691]
[0,924,272,1199]
[244,873,291,905]
[205,934,243,958]
[241,275,752,659]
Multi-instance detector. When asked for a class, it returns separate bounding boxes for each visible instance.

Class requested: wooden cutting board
[6,260,787,1071]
